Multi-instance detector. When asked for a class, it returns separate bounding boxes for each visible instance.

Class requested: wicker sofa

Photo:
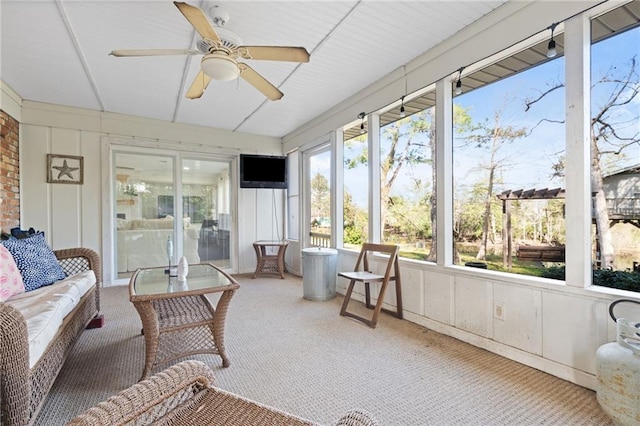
[0,247,101,426]
[68,360,378,426]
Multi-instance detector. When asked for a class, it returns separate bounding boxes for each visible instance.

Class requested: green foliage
[541,266,640,292]
[540,265,566,280]
[311,172,330,219]
[594,270,640,292]
[455,202,485,241]
[343,192,368,245]
[453,104,474,134]
[385,195,432,241]
[344,224,364,245]
[344,135,368,169]
[505,198,566,245]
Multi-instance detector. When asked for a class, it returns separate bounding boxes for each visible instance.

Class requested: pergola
[496,187,566,269]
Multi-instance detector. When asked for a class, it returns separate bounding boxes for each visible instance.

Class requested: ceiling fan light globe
[201,54,239,81]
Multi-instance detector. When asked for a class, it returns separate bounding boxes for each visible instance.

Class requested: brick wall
[0,110,20,234]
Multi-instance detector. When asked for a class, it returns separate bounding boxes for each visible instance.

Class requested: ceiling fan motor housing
[197,27,242,54]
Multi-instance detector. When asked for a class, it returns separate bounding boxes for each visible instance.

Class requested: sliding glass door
[114,152,231,279]
[182,158,231,270]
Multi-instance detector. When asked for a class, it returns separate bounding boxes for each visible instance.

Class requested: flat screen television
[239,154,287,189]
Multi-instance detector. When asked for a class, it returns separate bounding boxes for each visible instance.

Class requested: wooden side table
[252,240,289,279]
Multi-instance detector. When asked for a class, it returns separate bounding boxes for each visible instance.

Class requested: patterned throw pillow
[0,232,67,292]
[0,245,25,301]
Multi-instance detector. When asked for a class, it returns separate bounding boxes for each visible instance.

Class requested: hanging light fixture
[201,53,239,81]
[547,23,558,58]
[358,112,366,134]
[400,96,406,118]
[454,67,464,95]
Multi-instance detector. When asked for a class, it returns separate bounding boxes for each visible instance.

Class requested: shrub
[541,266,640,292]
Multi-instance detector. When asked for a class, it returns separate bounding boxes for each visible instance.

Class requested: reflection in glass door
[182,158,231,270]
[114,153,231,279]
[114,153,175,278]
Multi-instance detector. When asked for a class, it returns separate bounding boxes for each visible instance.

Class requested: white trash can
[302,247,338,301]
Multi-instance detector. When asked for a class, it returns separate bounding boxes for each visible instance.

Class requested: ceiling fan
[110,1,310,101]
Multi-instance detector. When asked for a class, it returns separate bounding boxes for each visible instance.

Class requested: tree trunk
[476,164,495,260]
[427,130,437,261]
[591,138,615,269]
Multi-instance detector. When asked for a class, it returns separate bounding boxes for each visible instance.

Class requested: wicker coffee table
[129,263,240,380]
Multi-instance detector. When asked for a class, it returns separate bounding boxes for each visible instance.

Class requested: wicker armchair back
[0,247,101,426]
[67,360,378,426]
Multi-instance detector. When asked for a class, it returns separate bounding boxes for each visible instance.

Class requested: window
[452,35,566,277]
[343,123,369,249]
[379,90,437,261]
[326,1,640,294]
[590,5,640,282]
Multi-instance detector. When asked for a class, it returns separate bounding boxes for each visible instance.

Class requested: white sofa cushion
[6,270,96,368]
[117,227,200,273]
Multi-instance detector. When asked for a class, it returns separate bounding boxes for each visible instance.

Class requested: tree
[343,134,369,245]
[344,112,435,251]
[379,111,433,228]
[343,191,366,245]
[343,105,471,262]
[526,56,640,268]
[310,172,330,226]
[458,101,527,259]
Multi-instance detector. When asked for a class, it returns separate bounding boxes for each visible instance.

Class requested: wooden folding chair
[338,243,403,328]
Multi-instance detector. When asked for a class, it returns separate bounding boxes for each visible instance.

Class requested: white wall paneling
[542,292,608,375]
[493,283,542,355]
[423,270,454,326]
[18,102,284,283]
[399,265,423,316]
[454,276,493,338]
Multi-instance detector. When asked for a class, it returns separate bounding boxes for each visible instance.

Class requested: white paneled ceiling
[1,0,508,138]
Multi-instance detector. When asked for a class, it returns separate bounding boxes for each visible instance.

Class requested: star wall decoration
[53,159,79,180]
[47,154,84,184]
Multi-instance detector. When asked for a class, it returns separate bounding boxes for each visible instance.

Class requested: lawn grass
[459,253,550,277]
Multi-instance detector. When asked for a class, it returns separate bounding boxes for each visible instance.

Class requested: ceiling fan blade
[174,2,221,42]
[110,49,199,57]
[186,70,212,99]
[238,63,283,101]
[239,46,310,63]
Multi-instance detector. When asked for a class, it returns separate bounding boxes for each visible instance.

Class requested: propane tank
[595,299,640,426]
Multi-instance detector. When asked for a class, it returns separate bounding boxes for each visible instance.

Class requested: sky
[322,25,639,209]
[452,26,639,196]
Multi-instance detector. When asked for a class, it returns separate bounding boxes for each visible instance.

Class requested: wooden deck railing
[309,232,331,247]
[605,197,640,220]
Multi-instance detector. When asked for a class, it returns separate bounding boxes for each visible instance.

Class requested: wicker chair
[67,360,378,426]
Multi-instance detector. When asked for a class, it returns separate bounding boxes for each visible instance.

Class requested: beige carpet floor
[36,274,612,425]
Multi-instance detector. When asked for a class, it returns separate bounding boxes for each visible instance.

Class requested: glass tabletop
[130,263,237,299]
[253,240,289,246]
